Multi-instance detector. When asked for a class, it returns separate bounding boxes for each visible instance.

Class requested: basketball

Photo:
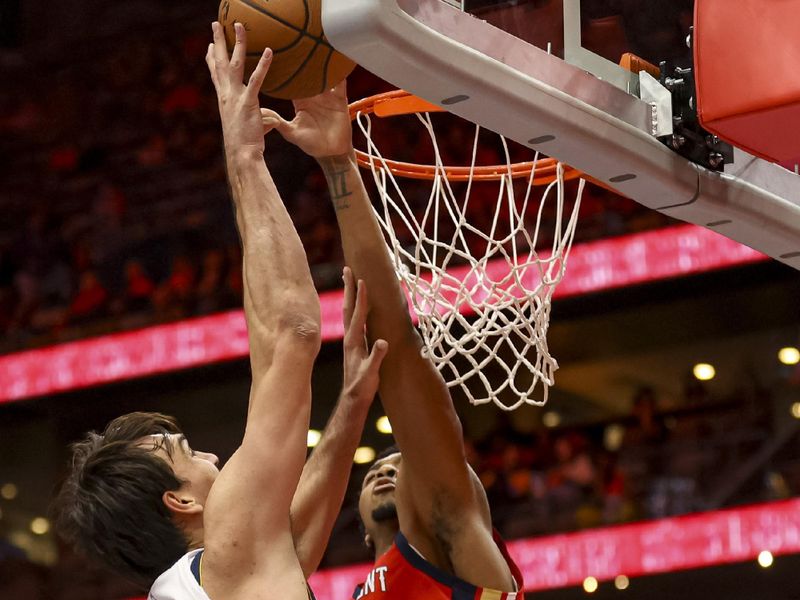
[218,0,357,100]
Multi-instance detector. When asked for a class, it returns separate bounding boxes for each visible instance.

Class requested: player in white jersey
[53,23,387,600]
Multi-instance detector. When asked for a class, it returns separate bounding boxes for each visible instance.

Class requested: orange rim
[348,90,585,184]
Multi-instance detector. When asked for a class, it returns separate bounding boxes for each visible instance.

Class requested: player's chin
[371,500,399,523]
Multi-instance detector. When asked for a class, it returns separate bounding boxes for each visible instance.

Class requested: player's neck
[183,523,205,551]
[371,528,397,559]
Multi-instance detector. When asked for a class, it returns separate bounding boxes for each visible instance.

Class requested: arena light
[779,347,800,365]
[376,416,392,434]
[604,424,625,451]
[0,225,767,404]
[354,447,376,464]
[543,411,561,428]
[791,403,800,419]
[0,483,18,500]
[758,550,774,568]
[693,363,716,381]
[30,517,50,536]
[614,575,630,590]
[582,577,598,593]
[307,429,322,448]
[306,499,800,597]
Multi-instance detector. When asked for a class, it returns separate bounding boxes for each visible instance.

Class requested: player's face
[148,433,220,507]
[359,452,402,531]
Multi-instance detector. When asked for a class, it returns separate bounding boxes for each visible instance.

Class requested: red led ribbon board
[305,499,800,597]
[0,225,766,403]
[125,497,800,599]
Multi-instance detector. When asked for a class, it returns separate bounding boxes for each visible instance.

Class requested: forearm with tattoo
[319,155,354,211]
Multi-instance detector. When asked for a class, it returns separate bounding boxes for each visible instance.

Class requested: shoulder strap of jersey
[190,550,203,586]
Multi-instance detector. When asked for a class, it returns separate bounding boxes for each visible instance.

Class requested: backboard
[322,0,800,270]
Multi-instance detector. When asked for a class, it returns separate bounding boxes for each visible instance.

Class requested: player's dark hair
[53,412,189,588]
[373,444,401,465]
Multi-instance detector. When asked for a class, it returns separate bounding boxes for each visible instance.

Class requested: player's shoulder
[201,539,312,600]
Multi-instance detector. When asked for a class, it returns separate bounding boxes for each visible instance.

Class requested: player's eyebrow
[362,466,380,489]
[144,432,180,460]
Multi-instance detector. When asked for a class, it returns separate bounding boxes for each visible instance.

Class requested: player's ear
[162,490,203,516]
[364,533,374,549]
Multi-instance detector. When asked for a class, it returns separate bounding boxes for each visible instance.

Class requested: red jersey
[353,532,523,600]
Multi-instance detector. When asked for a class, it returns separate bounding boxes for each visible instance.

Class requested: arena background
[1,0,800,598]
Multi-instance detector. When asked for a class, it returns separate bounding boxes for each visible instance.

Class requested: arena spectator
[153,255,196,320]
[547,432,600,529]
[195,248,226,315]
[66,270,109,325]
[119,259,156,313]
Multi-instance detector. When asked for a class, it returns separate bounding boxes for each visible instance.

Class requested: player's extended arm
[200,22,318,600]
[264,85,478,511]
[267,83,515,591]
[290,269,387,577]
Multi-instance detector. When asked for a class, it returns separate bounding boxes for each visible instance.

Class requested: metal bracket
[639,71,674,137]
[563,0,640,95]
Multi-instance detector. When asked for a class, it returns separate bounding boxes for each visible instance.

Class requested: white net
[354,108,585,410]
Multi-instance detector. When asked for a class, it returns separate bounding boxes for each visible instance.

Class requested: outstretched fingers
[349,274,388,375]
[260,108,284,135]
[205,43,220,90]
[229,22,248,86]
[366,338,389,377]
[345,278,369,347]
[342,267,356,332]
[211,21,229,74]
[209,20,272,100]
[248,47,273,98]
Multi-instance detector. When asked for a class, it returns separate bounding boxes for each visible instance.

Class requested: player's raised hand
[206,21,272,156]
[260,80,353,159]
[340,266,388,406]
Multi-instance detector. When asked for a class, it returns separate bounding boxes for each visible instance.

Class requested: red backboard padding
[694,0,800,164]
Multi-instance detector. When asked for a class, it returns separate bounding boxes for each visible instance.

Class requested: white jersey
[148,549,210,600]
[148,547,316,600]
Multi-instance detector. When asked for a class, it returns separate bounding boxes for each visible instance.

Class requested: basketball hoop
[349,90,587,410]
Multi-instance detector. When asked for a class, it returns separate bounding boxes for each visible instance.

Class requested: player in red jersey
[264,84,524,599]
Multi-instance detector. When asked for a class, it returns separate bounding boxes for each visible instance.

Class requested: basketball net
[351,91,586,410]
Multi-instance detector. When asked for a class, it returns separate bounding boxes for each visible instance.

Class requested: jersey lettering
[353,532,524,599]
[357,566,389,597]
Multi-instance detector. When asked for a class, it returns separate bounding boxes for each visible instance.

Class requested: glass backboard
[462,0,693,67]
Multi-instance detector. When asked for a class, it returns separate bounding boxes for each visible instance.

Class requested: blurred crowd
[0,23,672,354]
[469,386,775,538]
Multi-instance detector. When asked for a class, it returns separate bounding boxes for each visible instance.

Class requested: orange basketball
[218,0,356,100]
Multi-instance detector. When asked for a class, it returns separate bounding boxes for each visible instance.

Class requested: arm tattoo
[319,156,353,211]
